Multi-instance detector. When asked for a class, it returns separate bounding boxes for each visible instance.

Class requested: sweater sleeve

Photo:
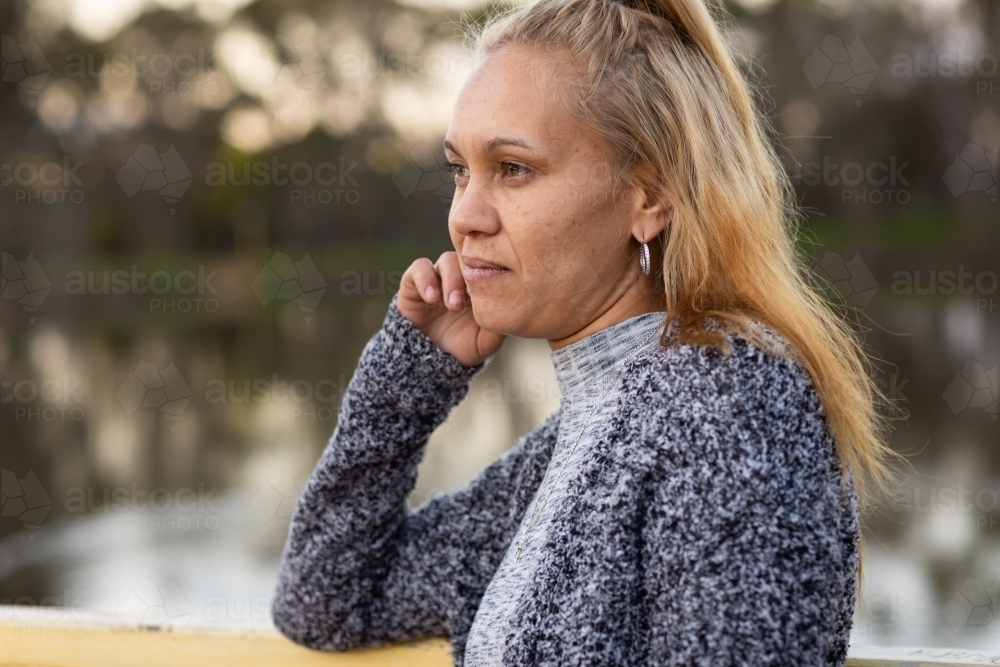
[633,337,857,666]
[270,292,558,659]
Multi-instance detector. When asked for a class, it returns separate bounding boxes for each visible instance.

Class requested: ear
[629,184,671,244]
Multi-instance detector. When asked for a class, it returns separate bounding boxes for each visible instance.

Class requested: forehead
[447,45,582,154]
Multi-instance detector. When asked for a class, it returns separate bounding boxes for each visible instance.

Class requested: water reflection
[0,492,282,629]
[0,336,562,630]
[3,326,999,651]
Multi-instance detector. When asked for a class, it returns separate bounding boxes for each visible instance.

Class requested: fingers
[401,252,467,313]
[404,257,442,305]
[434,252,466,311]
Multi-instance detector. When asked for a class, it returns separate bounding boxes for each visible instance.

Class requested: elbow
[271,590,360,652]
[271,594,323,650]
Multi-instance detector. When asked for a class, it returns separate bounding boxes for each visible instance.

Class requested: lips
[462,256,507,270]
[461,255,510,283]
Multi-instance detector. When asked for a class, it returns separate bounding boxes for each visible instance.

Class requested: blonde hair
[466,0,903,595]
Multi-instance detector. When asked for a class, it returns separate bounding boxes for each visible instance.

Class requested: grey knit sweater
[271,292,860,666]
[464,309,665,665]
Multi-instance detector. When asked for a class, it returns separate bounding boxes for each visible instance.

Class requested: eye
[502,161,530,178]
[444,161,468,182]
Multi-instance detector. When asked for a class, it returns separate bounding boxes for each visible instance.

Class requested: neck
[547,288,666,351]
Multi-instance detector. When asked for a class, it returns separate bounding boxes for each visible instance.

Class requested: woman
[272,0,900,664]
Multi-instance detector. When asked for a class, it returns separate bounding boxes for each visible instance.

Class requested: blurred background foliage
[0,0,997,649]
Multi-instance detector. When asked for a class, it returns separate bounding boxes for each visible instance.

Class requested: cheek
[501,203,561,277]
[535,203,623,292]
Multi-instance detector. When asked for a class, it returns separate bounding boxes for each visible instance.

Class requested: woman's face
[445,45,657,344]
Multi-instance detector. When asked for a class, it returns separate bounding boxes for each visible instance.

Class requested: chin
[469,295,526,337]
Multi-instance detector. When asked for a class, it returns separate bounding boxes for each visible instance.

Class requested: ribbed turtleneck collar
[550,311,665,404]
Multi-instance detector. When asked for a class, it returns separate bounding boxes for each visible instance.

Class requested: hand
[397,252,506,367]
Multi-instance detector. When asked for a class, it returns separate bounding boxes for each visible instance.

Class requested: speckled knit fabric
[463,310,664,665]
[271,292,859,667]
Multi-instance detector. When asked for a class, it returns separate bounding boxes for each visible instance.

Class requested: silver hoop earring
[639,241,650,276]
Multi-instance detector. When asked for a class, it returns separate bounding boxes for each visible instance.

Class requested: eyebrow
[443,136,536,156]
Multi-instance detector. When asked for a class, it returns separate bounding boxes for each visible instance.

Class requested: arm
[271,292,559,653]
[635,339,857,666]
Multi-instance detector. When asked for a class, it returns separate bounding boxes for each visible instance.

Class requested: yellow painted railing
[1,605,998,667]
[0,606,450,667]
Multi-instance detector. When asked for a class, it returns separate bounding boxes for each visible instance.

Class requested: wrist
[365,293,486,411]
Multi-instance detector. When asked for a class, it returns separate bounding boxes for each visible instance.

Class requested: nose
[448,176,502,239]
